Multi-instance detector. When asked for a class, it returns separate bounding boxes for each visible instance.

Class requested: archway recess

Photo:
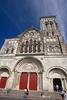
[14,57,44,73]
[46,66,67,91]
[13,57,43,90]
[0,67,11,88]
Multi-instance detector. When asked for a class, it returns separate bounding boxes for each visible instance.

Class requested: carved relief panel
[47,44,62,55]
[18,29,43,54]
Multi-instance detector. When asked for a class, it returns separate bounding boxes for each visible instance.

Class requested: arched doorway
[0,77,7,88]
[14,57,43,91]
[46,67,67,91]
[19,72,37,90]
[19,72,38,90]
[0,68,10,89]
[53,78,62,91]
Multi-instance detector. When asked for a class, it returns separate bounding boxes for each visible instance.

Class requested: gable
[18,27,41,41]
[16,27,43,54]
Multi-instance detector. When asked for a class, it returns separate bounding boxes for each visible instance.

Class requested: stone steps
[0,89,62,99]
[49,91,62,99]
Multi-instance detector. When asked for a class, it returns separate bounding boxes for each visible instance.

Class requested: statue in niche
[54,46,60,53]
[48,45,53,52]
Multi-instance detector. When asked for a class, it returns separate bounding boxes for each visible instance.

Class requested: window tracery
[20,39,42,53]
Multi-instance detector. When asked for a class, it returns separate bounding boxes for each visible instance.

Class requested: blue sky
[0,0,67,48]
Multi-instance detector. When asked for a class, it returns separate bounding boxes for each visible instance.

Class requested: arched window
[49,46,53,52]
[33,40,36,52]
[11,48,14,53]
[52,32,54,36]
[50,21,53,29]
[47,32,49,36]
[56,23,58,28]
[50,21,53,25]
[21,43,24,53]
[25,41,28,53]
[26,41,28,46]
[45,22,48,30]
[38,41,41,52]
[6,48,9,54]
[29,39,33,53]
[54,46,60,53]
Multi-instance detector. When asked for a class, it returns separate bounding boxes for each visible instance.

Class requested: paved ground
[0,96,61,100]
[0,97,61,100]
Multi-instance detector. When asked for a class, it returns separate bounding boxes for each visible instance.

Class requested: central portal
[19,72,37,90]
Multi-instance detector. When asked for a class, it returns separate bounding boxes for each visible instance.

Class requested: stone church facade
[0,16,67,92]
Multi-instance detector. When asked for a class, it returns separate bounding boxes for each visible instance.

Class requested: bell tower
[40,16,58,31]
[40,16,67,55]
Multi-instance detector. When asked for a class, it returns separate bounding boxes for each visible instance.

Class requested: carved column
[27,46,29,53]
[43,37,47,55]
[12,71,17,88]
[40,44,43,53]
[49,78,53,91]
[61,79,65,90]
[65,78,67,90]
[32,45,33,53]
[39,72,43,90]
[44,23,47,30]
[37,73,39,91]
[6,72,14,89]
[23,45,25,53]
[64,78,67,90]
[27,73,30,90]
[53,22,56,29]
[36,45,38,53]
[48,22,51,30]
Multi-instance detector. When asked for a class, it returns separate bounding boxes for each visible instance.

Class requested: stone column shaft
[27,73,30,90]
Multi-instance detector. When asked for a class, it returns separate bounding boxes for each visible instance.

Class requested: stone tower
[40,16,67,55]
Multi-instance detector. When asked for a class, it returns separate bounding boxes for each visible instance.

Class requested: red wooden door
[0,79,1,87]
[29,73,37,90]
[0,77,7,88]
[19,73,28,90]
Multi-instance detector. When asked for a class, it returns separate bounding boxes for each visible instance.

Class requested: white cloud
[33,0,67,42]
[51,0,66,41]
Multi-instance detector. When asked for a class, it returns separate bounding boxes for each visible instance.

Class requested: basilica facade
[0,16,67,92]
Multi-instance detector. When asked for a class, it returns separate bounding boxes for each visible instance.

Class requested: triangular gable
[18,27,40,38]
